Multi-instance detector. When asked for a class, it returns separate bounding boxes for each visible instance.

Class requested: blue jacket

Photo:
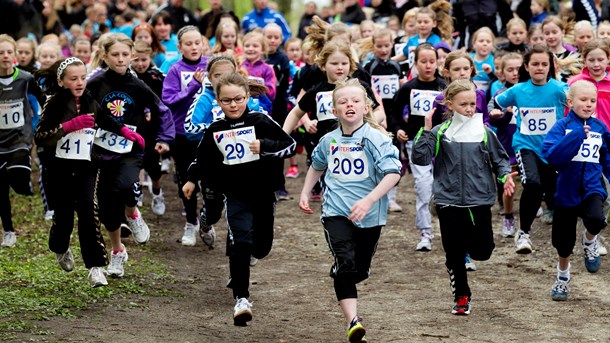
[242,7,292,43]
[542,110,610,207]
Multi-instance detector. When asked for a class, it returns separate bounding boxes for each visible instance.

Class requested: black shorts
[0,148,33,195]
[97,156,142,231]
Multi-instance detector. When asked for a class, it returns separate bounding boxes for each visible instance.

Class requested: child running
[183,72,295,326]
[412,79,515,315]
[542,80,609,301]
[299,78,401,342]
[34,57,108,287]
[494,45,567,253]
[87,33,175,277]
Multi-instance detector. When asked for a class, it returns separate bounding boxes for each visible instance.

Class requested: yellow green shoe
[347,316,366,343]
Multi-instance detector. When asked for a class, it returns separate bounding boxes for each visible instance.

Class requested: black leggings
[47,160,107,268]
[0,149,33,232]
[97,156,142,232]
[171,135,198,225]
[517,149,557,233]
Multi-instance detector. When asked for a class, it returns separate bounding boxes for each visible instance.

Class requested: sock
[505,212,514,220]
[127,210,139,219]
[152,187,161,195]
[112,245,125,254]
[583,232,597,245]
[557,263,570,281]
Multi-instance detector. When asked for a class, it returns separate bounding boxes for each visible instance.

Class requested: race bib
[316,91,335,121]
[165,51,178,60]
[394,43,407,57]
[407,46,416,67]
[180,71,194,91]
[248,76,265,85]
[0,101,24,129]
[410,89,440,116]
[572,131,602,163]
[372,75,399,99]
[329,142,369,181]
[473,79,490,92]
[519,107,556,135]
[214,126,259,165]
[55,128,95,160]
[93,124,136,154]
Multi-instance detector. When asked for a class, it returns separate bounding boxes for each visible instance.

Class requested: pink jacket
[569,67,610,126]
[241,59,277,101]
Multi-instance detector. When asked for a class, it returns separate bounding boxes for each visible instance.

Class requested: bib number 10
[225,143,245,160]
[2,112,19,126]
[332,157,365,176]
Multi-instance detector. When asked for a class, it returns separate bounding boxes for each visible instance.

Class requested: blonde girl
[528,23,546,47]
[131,22,166,67]
[469,27,495,92]
[574,20,595,51]
[299,78,401,342]
[212,20,242,55]
[498,18,528,53]
[37,42,61,70]
[241,31,276,101]
[597,21,610,43]
[542,16,580,81]
[16,37,38,73]
[413,79,514,315]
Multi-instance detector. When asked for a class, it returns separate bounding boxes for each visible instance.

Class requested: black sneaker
[347,316,366,342]
[451,296,471,315]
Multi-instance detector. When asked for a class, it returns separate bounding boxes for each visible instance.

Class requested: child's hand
[503,171,518,197]
[424,107,435,131]
[193,68,205,83]
[249,139,261,154]
[182,181,196,200]
[155,142,170,154]
[348,197,374,222]
[584,124,591,138]
[489,109,503,119]
[396,129,408,142]
[304,119,318,134]
[299,193,314,214]
[482,63,492,74]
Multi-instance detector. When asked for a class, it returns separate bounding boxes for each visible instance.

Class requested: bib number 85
[225,142,245,160]
[527,118,547,132]
[332,157,365,176]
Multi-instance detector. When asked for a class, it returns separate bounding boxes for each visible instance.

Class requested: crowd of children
[5,0,610,341]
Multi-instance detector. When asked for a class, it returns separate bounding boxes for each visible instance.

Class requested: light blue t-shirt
[311,123,401,228]
[495,78,568,162]
[470,52,495,92]
[402,33,442,68]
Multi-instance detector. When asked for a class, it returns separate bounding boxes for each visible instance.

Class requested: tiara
[57,57,82,79]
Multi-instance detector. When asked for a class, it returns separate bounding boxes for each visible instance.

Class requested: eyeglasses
[218,95,247,105]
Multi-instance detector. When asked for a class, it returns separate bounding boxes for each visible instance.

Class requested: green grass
[0,191,175,340]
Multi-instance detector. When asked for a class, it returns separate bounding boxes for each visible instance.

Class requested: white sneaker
[416,231,432,251]
[181,222,198,246]
[599,243,608,256]
[126,208,150,244]
[465,255,476,271]
[44,210,54,221]
[56,248,75,272]
[151,191,166,216]
[199,224,216,247]
[250,256,259,267]
[160,158,171,173]
[107,245,128,278]
[388,201,403,212]
[515,230,533,254]
[137,194,143,207]
[536,207,543,217]
[88,267,108,288]
[502,217,516,238]
[233,297,253,326]
[1,231,16,247]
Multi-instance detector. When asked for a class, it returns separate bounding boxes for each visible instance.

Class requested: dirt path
[15,162,610,342]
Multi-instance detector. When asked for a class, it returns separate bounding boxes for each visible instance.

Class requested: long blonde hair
[332,78,390,137]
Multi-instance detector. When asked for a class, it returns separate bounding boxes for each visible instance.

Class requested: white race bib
[316,91,335,121]
[0,101,24,129]
[329,142,369,180]
[180,71,194,91]
[394,43,407,57]
[572,131,602,163]
[214,126,259,165]
[410,89,440,116]
[407,46,416,67]
[55,128,95,160]
[473,79,490,92]
[519,107,556,135]
[93,124,136,154]
[372,75,399,99]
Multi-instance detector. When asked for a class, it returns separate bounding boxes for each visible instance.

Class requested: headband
[57,57,82,79]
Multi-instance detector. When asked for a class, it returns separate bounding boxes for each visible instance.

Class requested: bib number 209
[332,157,365,176]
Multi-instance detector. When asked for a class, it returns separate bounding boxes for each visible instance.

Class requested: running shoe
[181,222,198,246]
[583,233,601,273]
[160,158,171,173]
[551,276,569,301]
[44,210,55,221]
[277,188,291,201]
[250,256,259,267]
[542,209,553,224]
[88,267,108,288]
[347,316,366,343]
[502,217,516,238]
[126,208,150,244]
[107,245,128,278]
[233,297,253,326]
[515,230,532,254]
[416,230,432,251]
[451,296,471,315]
[285,165,300,178]
[151,191,166,216]
[1,231,16,248]
[388,201,403,212]
[536,207,543,217]
[120,222,131,238]
[465,254,476,271]
[56,248,74,272]
[137,194,143,207]
[199,224,216,247]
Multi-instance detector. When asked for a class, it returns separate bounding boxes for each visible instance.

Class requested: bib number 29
[225,143,245,161]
